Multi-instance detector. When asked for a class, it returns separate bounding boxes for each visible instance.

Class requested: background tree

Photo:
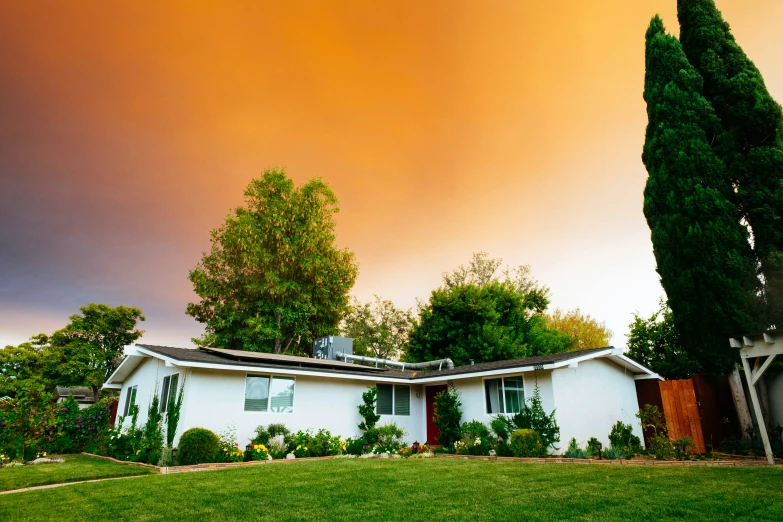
[544,308,612,351]
[679,0,783,322]
[625,299,701,380]
[641,16,761,375]
[0,343,53,398]
[405,253,573,366]
[340,296,413,360]
[187,169,358,354]
[41,303,145,400]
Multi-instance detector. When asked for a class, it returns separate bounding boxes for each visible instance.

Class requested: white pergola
[729,331,782,466]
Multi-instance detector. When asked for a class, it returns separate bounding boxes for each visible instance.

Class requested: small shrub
[177,428,220,465]
[247,444,269,461]
[358,387,381,446]
[490,416,514,442]
[267,435,288,459]
[608,421,642,454]
[434,385,462,449]
[251,425,271,446]
[461,420,490,440]
[586,437,601,455]
[673,436,694,458]
[290,430,315,457]
[137,392,163,465]
[563,437,592,459]
[267,423,290,439]
[511,383,559,453]
[455,434,491,456]
[215,425,244,462]
[648,434,675,460]
[377,423,406,451]
[604,446,626,460]
[158,447,173,467]
[509,429,544,458]
[345,437,365,455]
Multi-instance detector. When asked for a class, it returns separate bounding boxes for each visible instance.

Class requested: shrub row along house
[103,340,660,452]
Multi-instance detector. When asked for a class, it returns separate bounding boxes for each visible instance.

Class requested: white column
[741,357,775,465]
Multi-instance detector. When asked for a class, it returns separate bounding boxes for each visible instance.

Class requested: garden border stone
[433,453,778,466]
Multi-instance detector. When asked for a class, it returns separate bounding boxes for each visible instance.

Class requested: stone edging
[81,453,162,471]
[433,453,777,467]
[81,452,337,474]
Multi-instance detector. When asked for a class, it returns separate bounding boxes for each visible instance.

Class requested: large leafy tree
[626,299,701,380]
[0,343,53,398]
[641,16,761,375]
[678,0,783,324]
[544,308,612,351]
[41,304,145,399]
[405,254,572,366]
[187,169,358,354]
[340,296,413,360]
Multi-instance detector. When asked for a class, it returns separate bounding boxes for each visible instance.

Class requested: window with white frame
[244,375,295,413]
[159,373,180,413]
[123,385,138,417]
[376,384,410,416]
[484,376,525,414]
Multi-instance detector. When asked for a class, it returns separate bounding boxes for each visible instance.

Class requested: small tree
[165,378,185,448]
[357,387,381,445]
[341,296,413,360]
[138,392,163,464]
[434,385,462,449]
[511,381,560,453]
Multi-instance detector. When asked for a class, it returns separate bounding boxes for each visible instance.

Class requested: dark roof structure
[135,344,615,381]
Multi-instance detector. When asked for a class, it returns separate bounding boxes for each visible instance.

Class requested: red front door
[425,385,448,445]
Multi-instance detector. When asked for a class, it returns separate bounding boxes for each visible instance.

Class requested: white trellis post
[729,332,782,466]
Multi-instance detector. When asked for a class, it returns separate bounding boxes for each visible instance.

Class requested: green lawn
[0,454,155,493]
[1,458,781,521]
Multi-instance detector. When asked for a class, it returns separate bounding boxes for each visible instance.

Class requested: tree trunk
[728,367,753,436]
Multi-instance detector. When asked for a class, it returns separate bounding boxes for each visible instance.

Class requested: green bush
[461,420,490,440]
[563,437,592,459]
[177,428,220,465]
[252,425,271,446]
[509,429,544,458]
[376,423,406,451]
[267,423,290,439]
[608,421,641,455]
[604,446,626,460]
[358,387,381,446]
[490,416,514,442]
[586,437,601,455]
[511,383,559,453]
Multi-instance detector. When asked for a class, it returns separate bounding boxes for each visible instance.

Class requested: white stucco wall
[116,357,190,443]
[551,358,644,450]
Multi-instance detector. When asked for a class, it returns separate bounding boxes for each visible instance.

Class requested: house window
[376,384,410,416]
[485,376,525,414]
[160,373,180,413]
[245,375,295,413]
[123,385,137,417]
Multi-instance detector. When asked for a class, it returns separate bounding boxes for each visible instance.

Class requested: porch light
[412,441,420,454]
[171,448,178,464]
[674,441,683,461]
[246,443,254,458]
[595,441,602,460]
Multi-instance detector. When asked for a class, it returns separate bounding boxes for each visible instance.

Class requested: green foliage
[563,438,592,459]
[106,405,142,462]
[626,299,701,380]
[433,385,462,449]
[246,443,269,462]
[186,168,358,354]
[586,437,601,455]
[678,0,783,322]
[405,253,572,366]
[608,421,642,455]
[177,428,220,466]
[52,397,114,454]
[509,429,544,458]
[0,343,53,398]
[636,404,668,438]
[603,447,626,460]
[490,416,515,442]
[341,296,413,360]
[165,377,184,448]
[510,382,559,453]
[642,16,761,375]
[40,304,145,398]
[137,393,163,465]
[357,387,381,445]
[267,423,290,439]
[376,423,406,452]
[215,425,244,463]
[251,426,271,446]
[0,384,56,461]
[460,420,490,440]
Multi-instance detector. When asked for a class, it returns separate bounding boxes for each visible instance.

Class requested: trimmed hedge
[177,428,220,465]
[509,429,543,458]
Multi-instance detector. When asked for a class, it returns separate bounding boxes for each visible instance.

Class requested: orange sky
[1,1,782,348]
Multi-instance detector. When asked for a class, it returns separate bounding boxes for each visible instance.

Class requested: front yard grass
[0,454,155,492]
[1,458,781,521]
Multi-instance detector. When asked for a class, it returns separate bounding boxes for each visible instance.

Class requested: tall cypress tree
[642,16,761,374]
[678,0,783,324]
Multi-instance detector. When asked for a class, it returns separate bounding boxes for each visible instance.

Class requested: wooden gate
[659,379,705,454]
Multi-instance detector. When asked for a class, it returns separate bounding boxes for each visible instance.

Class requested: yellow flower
[136,450,141,455]
[296,445,301,450]
[304,447,308,451]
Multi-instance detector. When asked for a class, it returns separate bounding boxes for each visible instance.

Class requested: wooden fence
[658,379,705,454]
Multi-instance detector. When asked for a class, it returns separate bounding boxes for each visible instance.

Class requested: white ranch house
[103,343,660,452]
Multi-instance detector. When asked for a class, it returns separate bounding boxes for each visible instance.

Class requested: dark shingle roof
[136,344,615,381]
